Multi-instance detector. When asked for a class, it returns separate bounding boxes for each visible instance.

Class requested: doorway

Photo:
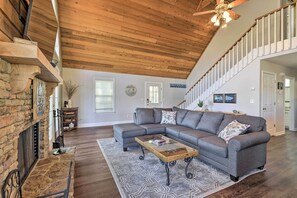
[261,71,277,136]
[284,76,295,131]
[145,82,163,108]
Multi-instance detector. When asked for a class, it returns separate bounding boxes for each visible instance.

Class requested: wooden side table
[62,107,78,132]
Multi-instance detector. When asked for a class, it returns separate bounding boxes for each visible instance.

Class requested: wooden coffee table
[135,134,198,186]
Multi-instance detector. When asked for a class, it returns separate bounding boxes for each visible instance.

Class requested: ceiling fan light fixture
[225,15,232,23]
[214,20,220,26]
[223,11,230,18]
[211,15,217,23]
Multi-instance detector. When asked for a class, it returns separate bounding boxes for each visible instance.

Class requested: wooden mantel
[0,39,63,93]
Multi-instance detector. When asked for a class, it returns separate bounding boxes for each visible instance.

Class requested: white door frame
[144,82,163,108]
[261,71,277,135]
[285,76,296,131]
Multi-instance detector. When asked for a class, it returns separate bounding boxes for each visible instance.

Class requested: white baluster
[268,14,271,54]
[236,42,239,73]
[288,5,292,49]
[245,33,248,66]
[262,17,265,55]
[256,20,259,57]
[274,11,277,53]
[281,8,284,51]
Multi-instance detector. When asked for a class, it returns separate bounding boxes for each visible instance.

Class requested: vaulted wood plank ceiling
[59,0,218,79]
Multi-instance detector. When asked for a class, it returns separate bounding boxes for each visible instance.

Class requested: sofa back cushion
[180,110,203,129]
[172,106,188,125]
[218,114,266,133]
[153,108,172,123]
[196,112,224,134]
[135,108,155,125]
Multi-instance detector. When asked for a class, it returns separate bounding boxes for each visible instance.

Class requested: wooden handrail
[176,100,186,107]
[186,1,296,95]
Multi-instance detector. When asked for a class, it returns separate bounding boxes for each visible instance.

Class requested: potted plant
[197,100,203,110]
[64,81,79,108]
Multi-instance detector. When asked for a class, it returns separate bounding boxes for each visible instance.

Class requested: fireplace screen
[18,122,39,183]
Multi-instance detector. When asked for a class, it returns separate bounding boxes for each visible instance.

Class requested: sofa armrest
[228,131,271,152]
[133,112,137,124]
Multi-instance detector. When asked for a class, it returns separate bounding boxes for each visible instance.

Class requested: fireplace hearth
[18,122,39,183]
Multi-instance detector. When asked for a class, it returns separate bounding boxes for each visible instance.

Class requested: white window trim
[94,78,116,113]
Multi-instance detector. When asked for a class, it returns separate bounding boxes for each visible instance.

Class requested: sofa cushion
[161,110,176,125]
[173,106,188,125]
[196,112,224,134]
[181,111,203,129]
[179,130,213,145]
[199,136,228,158]
[153,108,172,123]
[218,120,250,143]
[113,123,146,138]
[136,108,155,125]
[140,124,166,135]
[218,114,266,133]
[166,125,191,138]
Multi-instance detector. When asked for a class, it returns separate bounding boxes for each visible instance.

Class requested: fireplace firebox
[18,122,39,183]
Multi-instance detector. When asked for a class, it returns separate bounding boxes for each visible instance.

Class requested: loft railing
[179,2,297,109]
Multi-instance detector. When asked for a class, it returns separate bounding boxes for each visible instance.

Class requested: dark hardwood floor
[64,127,297,198]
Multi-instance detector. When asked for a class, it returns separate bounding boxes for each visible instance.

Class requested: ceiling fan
[193,0,248,28]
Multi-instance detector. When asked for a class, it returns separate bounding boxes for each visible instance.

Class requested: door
[145,82,163,108]
[261,71,276,135]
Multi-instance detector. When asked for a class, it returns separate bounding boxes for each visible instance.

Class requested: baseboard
[78,120,133,128]
[274,131,285,136]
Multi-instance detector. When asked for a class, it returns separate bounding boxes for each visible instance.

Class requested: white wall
[261,61,297,133]
[204,59,261,116]
[187,0,281,88]
[63,68,186,127]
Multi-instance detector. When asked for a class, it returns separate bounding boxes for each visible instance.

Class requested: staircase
[180,2,297,110]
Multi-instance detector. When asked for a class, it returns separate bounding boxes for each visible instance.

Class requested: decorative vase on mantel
[68,99,72,108]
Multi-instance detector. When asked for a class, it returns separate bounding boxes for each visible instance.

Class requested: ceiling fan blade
[216,0,224,4]
[193,10,215,16]
[228,10,240,20]
[228,0,247,8]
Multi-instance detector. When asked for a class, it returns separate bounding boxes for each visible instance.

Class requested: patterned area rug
[97,138,265,198]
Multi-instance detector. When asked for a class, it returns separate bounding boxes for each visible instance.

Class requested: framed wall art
[213,94,224,103]
[33,78,46,119]
[224,93,237,104]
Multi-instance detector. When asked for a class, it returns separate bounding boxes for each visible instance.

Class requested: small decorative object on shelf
[64,80,79,108]
[197,100,203,109]
[62,107,78,132]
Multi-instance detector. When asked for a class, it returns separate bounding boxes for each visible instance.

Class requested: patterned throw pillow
[218,120,250,143]
[161,111,177,125]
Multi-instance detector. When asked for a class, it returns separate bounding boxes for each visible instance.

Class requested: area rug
[97,138,265,198]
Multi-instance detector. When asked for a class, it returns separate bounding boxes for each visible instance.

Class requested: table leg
[184,157,194,179]
[139,145,145,160]
[164,162,170,186]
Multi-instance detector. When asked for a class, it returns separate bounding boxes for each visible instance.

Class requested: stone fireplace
[0,39,63,190]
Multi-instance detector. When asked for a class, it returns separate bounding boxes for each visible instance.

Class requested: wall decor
[33,78,46,118]
[170,83,186,88]
[125,85,137,96]
[213,94,224,103]
[224,93,237,104]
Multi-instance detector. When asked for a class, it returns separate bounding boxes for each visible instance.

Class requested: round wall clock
[125,85,137,96]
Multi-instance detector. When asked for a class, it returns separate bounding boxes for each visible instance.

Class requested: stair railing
[181,2,296,109]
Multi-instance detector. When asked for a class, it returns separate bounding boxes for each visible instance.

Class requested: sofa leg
[123,147,128,152]
[230,175,239,182]
[258,165,264,170]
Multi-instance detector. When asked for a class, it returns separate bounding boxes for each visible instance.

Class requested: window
[149,86,159,104]
[95,79,115,112]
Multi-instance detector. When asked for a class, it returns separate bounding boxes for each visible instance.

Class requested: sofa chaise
[113,107,271,181]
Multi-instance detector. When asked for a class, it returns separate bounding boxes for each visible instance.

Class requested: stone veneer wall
[0,59,50,189]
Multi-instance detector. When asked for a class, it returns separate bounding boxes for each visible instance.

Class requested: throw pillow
[218,120,250,143]
[161,110,177,125]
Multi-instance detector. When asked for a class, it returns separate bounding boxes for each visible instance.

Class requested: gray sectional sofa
[113,107,271,181]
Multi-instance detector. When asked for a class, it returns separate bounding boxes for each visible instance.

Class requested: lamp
[211,10,232,28]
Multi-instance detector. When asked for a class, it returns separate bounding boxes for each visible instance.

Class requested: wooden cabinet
[62,107,78,132]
